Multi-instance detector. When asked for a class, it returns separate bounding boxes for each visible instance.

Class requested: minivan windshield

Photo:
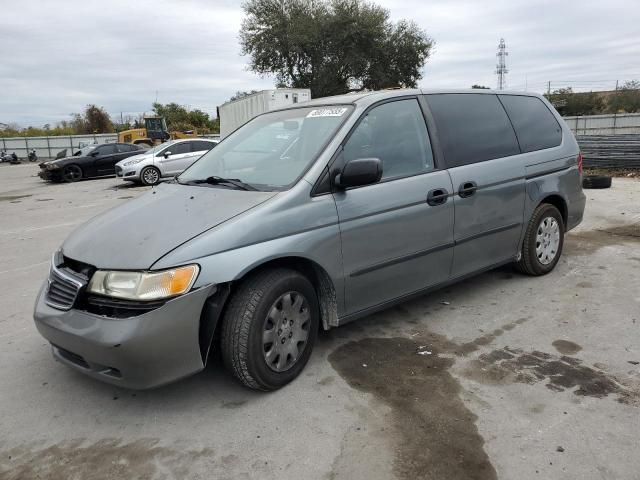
[178,105,352,191]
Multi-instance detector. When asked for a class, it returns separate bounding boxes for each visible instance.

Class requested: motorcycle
[28,149,38,162]
[0,151,20,164]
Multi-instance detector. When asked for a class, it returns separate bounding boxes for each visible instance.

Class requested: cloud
[1,0,639,126]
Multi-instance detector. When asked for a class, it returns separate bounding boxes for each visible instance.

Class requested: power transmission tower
[496,38,508,90]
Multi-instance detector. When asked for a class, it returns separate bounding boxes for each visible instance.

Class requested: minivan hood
[62,183,277,270]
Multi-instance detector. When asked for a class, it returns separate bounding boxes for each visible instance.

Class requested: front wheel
[140,166,161,186]
[221,268,319,391]
[62,164,83,182]
[516,203,564,276]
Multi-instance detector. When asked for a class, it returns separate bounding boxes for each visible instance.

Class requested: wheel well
[540,195,567,226]
[238,257,338,331]
[201,257,338,365]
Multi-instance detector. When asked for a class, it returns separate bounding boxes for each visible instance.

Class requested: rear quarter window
[426,93,520,167]
[499,95,562,152]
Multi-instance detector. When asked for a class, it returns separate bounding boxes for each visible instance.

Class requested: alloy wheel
[535,216,560,265]
[63,165,82,182]
[142,167,160,185]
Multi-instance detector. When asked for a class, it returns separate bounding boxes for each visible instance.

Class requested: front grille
[45,266,86,311]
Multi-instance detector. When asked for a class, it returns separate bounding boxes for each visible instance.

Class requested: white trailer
[217,89,311,139]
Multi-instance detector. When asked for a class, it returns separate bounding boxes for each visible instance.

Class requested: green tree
[544,87,605,116]
[152,103,217,133]
[68,105,114,134]
[240,0,434,98]
[609,80,640,113]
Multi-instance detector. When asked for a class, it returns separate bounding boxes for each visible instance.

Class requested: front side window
[169,143,191,155]
[343,99,434,180]
[179,105,352,190]
[426,93,520,167]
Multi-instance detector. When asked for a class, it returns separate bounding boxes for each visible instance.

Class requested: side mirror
[163,151,172,158]
[90,151,99,157]
[335,157,382,189]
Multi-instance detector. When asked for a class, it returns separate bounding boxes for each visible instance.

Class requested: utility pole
[547,81,551,95]
[495,38,508,90]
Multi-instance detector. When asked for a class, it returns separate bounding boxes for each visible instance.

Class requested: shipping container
[217,89,311,138]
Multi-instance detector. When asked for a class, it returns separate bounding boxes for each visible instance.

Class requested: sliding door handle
[458,181,478,198]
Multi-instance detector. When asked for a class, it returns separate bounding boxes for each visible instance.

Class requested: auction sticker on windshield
[306,107,348,118]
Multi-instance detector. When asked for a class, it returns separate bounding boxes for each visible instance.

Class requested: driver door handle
[427,188,449,206]
[458,181,478,198]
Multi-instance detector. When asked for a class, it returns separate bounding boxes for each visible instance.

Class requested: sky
[1,0,639,127]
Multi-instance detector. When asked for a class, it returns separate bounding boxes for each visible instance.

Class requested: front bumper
[38,168,61,181]
[116,164,141,181]
[33,282,215,389]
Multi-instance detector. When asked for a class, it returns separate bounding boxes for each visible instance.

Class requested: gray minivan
[33,89,586,391]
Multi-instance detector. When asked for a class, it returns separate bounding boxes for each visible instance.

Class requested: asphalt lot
[1,163,639,480]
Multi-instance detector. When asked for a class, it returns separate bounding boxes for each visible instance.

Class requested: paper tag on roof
[306,107,348,118]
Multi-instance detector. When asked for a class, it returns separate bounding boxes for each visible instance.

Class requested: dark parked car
[39,143,146,182]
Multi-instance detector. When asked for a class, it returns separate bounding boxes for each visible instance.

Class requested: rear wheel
[221,268,319,391]
[62,164,83,182]
[140,166,161,186]
[516,204,564,276]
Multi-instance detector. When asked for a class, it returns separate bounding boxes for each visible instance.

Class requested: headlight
[46,163,61,170]
[87,265,199,301]
[123,157,145,166]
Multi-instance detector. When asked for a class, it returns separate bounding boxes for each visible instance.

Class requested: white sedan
[115,139,218,186]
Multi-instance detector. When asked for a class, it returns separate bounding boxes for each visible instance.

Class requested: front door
[333,98,455,316]
[93,144,119,175]
[158,142,192,176]
[425,93,526,278]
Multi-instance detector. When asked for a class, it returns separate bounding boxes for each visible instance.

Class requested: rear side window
[343,99,434,180]
[499,95,562,152]
[192,141,215,152]
[116,144,135,152]
[426,94,520,167]
[97,144,117,155]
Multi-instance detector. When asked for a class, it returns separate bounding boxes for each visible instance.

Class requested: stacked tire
[582,175,612,189]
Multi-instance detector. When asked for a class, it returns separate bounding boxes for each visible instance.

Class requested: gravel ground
[1,163,639,480]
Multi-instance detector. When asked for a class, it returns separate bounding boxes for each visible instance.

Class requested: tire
[516,204,564,276]
[582,175,612,189]
[221,268,319,391]
[140,166,161,186]
[62,164,83,182]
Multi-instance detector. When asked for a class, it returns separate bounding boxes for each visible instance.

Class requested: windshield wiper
[180,176,258,191]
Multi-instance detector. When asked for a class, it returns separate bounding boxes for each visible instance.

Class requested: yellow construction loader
[118,116,197,146]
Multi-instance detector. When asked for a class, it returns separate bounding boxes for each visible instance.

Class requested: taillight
[577,152,583,174]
